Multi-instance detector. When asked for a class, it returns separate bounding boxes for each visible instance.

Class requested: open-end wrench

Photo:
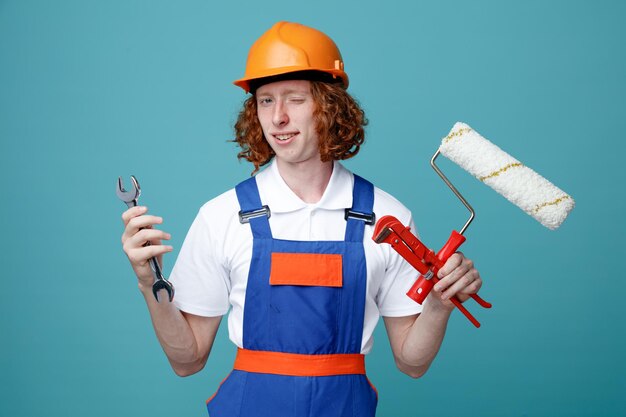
[117,175,175,302]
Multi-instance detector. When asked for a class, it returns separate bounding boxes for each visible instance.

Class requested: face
[255,79,321,170]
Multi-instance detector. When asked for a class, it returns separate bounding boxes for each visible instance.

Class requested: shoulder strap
[235,177,272,239]
[345,174,375,242]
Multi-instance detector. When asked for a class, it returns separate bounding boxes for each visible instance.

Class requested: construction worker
[120,21,484,417]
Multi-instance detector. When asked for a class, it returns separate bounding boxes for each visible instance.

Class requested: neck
[275,159,334,204]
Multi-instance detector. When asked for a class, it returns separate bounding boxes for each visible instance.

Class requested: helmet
[233,21,349,93]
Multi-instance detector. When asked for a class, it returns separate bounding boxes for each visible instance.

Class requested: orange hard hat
[233,21,349,93]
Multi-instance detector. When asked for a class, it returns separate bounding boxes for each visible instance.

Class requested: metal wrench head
[116,175,141,207]
[152,279,175,303]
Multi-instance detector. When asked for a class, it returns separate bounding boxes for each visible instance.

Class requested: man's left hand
[431,252,482,307]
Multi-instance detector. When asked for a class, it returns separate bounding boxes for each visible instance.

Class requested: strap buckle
[344,208,376,225]
[239,205,271,224]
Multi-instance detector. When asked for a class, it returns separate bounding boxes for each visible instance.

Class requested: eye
[257,97,273,106]
[288,96,306,104]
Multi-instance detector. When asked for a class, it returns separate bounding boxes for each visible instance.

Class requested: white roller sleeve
[439,122,575,230]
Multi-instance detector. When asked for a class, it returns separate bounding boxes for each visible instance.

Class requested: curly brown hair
[233,80,368,174]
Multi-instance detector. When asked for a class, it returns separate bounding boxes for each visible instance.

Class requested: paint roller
[439,122,575,230]
[373,122,575,327]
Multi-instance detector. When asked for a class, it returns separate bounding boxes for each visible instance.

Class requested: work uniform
[170,161,422,416]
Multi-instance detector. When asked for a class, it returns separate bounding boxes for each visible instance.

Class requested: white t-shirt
[169,160,422,354]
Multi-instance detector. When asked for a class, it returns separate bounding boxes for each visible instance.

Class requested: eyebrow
[256,88,310,97]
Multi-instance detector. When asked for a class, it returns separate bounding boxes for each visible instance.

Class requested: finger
[124,228,171,249]
[462,276,482,294]
[124,215,164,237]
[125,244,174,265]
[440,270,481,300]
[434,255,474,294]
[121,206,148,225]
[437,252,464,278]
[122,215,164,243]
[434,264,469,295]
[436,256,471,288]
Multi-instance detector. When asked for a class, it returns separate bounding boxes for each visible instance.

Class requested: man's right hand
[121,206,173,290]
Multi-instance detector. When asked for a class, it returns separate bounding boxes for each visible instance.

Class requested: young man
[121,21,484,417]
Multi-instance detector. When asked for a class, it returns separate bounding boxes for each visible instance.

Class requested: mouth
[273,132,298,142]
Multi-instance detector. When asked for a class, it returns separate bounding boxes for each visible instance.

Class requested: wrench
[117,175,175,302]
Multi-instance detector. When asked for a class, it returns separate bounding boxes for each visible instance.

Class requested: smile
[274,133,297,141]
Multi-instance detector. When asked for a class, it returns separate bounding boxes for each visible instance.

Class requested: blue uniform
[207,175,378,417]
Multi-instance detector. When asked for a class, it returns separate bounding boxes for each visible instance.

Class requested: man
[121,21,483,417]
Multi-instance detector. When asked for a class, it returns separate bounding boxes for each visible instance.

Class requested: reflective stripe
[233,348,365,377]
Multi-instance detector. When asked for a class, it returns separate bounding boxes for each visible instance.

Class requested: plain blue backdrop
[1,1,624,416]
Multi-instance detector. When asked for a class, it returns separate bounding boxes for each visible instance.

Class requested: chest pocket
[268,251,344,354]
[270,252,343,287]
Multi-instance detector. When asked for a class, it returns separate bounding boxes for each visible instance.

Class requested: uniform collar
[256,159,353,213]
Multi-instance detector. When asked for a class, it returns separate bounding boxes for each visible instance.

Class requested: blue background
[1,1,624,416]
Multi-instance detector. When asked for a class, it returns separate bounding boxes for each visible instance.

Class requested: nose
[272,101,289,127]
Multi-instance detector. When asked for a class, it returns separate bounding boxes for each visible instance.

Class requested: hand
[121,206,173,288]
[430,252,482,309]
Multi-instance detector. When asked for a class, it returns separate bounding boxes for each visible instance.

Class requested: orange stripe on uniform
[270,252,343,287]
[233,348,365,377]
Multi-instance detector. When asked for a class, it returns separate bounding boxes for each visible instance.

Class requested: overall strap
[235,177,272,239]
[345,174,375,243]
